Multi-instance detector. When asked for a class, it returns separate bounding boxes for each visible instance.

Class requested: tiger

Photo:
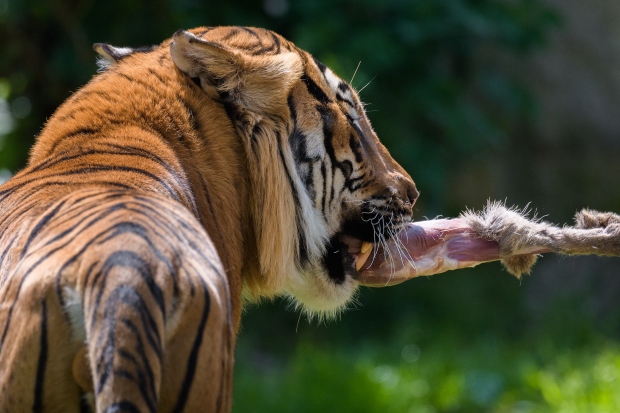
[0,26,418,412]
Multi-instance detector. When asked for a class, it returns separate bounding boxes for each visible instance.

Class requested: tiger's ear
[94,43,136,64]
[93,43,135,71]
[94,43,156,72]
[170,30,302,114]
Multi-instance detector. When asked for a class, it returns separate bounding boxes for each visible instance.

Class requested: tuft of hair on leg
[500,255,538,278]
[461,200,543,278]
[574,209,620,229]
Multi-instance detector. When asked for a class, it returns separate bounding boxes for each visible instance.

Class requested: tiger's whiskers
[350,61,362,84]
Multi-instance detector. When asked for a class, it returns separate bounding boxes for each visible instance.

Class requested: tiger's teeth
[356,243,373,271]
[361,242,372,254]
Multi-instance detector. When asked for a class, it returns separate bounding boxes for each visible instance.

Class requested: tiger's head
[98,27,418,319]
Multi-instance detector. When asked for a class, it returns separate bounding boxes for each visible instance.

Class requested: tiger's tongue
[356,219,501,287]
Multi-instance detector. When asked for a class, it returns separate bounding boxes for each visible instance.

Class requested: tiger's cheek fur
[278,58,418,319]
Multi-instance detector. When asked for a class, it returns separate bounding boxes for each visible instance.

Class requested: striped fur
[0,26,417,411]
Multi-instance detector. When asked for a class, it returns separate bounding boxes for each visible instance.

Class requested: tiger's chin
[284,232,377,321]
[284,264,360,322]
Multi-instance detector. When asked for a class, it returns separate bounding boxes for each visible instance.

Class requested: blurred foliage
[234,327,620,413]
[236,261,620,412]
[3,0,620,411]
[0,0,558,212]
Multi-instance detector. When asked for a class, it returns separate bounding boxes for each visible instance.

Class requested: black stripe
[238,26,260,42]
[0,201,37,235]
[118,195,227,288]
[0,237,16,267]
[312,56,328,74]
[147,67,168,85]
[220,28,239,42]
[112,369,136,381]
[317,106,361,194]
[287,94,317,200]
[93,220,175,274]
[320,161,327,214]
[21,200,66,258]
[336,94,354,108]
[277,139,309,265]
[53,164,182,203]
[197,28,212,37]
[270,32,282,53]
[349,132,364,163]
[118,317,158,412]
[301,74,330,105]
[171,277,210,413]
[101,251,165,324]
[62,128,97,140]
[317,106,339,207]
[43,192,127,236]
[103,144,197,213]
[88,229,169,334]
[0,179,132,203]
[45,128,97,154]
[32,299,48,413]
[95,286,159,413]
[348,173,367,192]
[117,73,160,95]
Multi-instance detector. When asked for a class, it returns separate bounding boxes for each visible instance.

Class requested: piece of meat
[357,202,620,287]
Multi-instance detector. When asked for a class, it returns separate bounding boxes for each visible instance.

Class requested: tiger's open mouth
[323,231,391,285]
[341,235,374,272]
[323,200,415,286]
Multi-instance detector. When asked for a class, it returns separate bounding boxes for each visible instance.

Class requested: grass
[233,331,620,412]
[232,261,620,412]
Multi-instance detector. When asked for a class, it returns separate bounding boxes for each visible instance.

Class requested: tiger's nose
[381,179,418,207]
[377,178,419,206]
[406,183,419,206]
[394,176,418,207]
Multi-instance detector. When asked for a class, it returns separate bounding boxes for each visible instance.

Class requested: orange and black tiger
[0,26,418,412]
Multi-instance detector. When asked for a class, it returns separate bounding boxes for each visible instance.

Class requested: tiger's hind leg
[0,277,86,413]
[158,265,234,413]
[76,255,233,413]
[79,252,167,413]
[68,193,234,412]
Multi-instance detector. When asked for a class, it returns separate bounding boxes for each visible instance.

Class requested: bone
[356,202,620,287]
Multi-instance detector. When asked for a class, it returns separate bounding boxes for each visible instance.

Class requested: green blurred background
[2,0,620,411]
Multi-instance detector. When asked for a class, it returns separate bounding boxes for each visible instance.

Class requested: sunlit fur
[0,26,417,411]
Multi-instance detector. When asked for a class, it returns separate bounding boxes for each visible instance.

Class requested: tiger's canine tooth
[356,243,373,271]
[361,242,372,254]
